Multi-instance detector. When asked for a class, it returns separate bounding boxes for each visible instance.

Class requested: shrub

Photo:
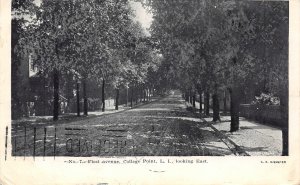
[251,93,280,106]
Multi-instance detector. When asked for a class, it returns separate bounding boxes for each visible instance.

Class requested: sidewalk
[189,102,282,156]
[12,99,158,127]
[203,116,282,156]
[12,105,128,126]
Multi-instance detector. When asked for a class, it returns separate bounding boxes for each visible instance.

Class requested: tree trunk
[138,87,141,103]
[140,87,143,102]
[184,92,188,101]
[148,88,151,101]
[229,87,240,132]
[186,92,189,102]
[43,76,47,116]
[142,88,144,102]
[83,79,88,116]
[280,89,288,156]
[199,91,203,113]
[76,82,80,117]
[205,91,209,116]
[223,90,227,114]
[192,94,196,108]
[139,88,141,102]
[282,126,288,156]
[53,69,59,121]
[130,87,133,107]
[126,87,128,107]
[65,72,73,114]
[102,78,105,112]
[115,88,119,110]
[212,93,220,122]
[134,86,139,105]
[142,87,144,102]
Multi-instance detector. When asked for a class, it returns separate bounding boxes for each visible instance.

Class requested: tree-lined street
[11,92,282,157]
[11,0,288,156]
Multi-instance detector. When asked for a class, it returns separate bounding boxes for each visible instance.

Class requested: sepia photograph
[9,0,289,158]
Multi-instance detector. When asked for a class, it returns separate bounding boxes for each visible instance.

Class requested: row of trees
[12,0,160,119]
[140,0,288,155]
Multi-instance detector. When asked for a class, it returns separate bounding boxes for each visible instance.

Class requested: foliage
[12,0,161,118]
[252,93,280,106]
[140,0,288,101]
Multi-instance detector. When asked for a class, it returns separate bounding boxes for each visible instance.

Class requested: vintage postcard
[0,0,299,184]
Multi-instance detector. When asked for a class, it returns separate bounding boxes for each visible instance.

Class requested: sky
[129,1,153,33]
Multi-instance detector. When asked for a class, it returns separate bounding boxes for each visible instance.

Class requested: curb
[200,118,250,156]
